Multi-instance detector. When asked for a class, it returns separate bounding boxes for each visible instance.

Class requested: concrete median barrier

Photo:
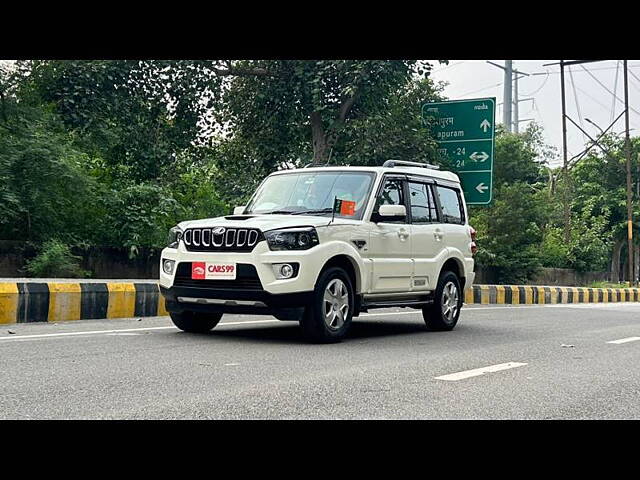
[0,281,639,325]
[463,285,640,305]
[0,281,167,324]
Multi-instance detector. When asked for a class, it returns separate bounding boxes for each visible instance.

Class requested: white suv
[159,160,476,343]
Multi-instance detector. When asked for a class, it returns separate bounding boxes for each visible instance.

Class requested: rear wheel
[422,271,462,331]
[300,267,354,343]
[170,311,223,333]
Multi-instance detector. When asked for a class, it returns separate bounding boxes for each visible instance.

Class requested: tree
[469,123,549,283]
[568,135,640,279]
[209,60,437,163]
[209,63,443,204]
[19,60,214,182]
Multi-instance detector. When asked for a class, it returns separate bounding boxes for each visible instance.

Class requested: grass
[586,280,634,289]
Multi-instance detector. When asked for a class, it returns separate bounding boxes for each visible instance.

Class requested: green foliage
[3,59,639,285]
[24,240,90,278]
[0,99,98,243]
[471,182,544,283]
[210,60,439,198]
[539,227,570,268]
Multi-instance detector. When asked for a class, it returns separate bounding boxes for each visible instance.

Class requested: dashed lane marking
[606,337,640,344]
[435,362,528,381]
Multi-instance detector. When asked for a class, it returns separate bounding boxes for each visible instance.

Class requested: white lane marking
[435,362,528,381]
[360,302,640,316]
[0,319,281,342]
[1,303,638,342]
[607,337,640,344]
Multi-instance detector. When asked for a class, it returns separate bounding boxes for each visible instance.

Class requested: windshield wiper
[268,210,296,214]
[291,208,334,215]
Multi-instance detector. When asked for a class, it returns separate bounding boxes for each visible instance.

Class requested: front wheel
[300,267,354,343]
[422,271,462,331]
[170,311,223,333]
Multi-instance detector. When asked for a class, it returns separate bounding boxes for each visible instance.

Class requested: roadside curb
[0,281,168,325]
[1,281,639,324]
[463,285,640,305]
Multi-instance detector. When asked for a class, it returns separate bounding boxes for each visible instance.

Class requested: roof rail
[383,160,440,170]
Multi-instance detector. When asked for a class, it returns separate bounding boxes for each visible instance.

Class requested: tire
[300,266,354,343]
[170,311,223,333]
[422,271,462,331]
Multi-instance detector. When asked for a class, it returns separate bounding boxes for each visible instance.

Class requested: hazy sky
[428,60,640,167]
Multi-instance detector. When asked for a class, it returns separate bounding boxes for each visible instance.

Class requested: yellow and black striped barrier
[0,282,168,325]
[463,285,640,305]
[1,282,639,325]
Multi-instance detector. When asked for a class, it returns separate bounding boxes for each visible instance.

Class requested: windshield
[244,171,375,219]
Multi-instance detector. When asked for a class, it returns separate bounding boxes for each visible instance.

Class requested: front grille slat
[173,263,263,290]
[182,227,263,252]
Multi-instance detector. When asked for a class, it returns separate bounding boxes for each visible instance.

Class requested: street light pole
[560,60,571,243]
[624,60,634,285]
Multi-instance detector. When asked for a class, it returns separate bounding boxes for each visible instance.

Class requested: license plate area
[191,262,237,280]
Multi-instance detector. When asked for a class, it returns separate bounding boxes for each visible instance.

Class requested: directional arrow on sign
[469,151,489,162]
[480,119,491,132]
[475,182,489,194]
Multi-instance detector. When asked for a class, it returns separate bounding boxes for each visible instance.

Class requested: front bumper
[159,241,317,319]
[160,285,312,319]
[159,241,321,294]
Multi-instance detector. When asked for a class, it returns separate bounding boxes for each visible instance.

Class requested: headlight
[167,226,183,248]
[264,227,319,251]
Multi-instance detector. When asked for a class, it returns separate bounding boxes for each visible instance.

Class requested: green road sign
[422,98,496,205]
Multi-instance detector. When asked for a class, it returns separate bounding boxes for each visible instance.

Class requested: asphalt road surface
[1,303,639,419]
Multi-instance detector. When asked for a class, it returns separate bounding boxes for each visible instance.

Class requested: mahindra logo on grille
[182,227,262,252]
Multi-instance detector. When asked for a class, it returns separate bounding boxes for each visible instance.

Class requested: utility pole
[560,60,571,243]
[512,69,530,133]
[504,60,513,132]
[624,60,634,285]
[487,61,531,133]
[514,67,519,133]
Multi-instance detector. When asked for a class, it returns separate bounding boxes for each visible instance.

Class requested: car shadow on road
[199,318,451,345]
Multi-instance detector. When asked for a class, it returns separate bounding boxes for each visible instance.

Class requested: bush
[24,240,90,278]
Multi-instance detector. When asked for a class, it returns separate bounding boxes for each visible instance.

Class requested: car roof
[269,165,461,184]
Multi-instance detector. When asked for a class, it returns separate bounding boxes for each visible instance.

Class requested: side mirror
[376,204,406,222]
[233,206,246,215]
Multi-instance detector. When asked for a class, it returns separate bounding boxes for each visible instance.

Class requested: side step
[360,294,434,311]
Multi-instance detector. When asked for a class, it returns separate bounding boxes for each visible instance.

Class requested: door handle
[397,229,409,240]
[434,229,443,241]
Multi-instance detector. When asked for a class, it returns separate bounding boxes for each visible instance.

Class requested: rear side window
[408,181,439,223]
[435,186,465,224]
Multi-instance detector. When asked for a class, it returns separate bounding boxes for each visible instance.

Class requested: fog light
[280,264,294,278]
[273,263,297,280]
[163,259,175,275]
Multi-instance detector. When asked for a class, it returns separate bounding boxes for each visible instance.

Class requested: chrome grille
[182,227,263,252]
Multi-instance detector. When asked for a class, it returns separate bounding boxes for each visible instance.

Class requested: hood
[178,214,334,231]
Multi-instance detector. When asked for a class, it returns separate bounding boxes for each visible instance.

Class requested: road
[1,303,639,419]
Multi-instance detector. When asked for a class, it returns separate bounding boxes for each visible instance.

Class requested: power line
[580,64,640,117]
[568,66,587,143]
[522,71,549,96]
[529,63,640,76]
[459,81,502,97]
[628,69,640,94]
[432,61,465,73]
[574,83,616,113]
[611,61,620,123]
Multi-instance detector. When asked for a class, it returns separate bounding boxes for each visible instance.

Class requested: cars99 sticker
[191,262,236,280]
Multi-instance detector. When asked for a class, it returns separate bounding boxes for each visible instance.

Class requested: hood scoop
[224,215,256,220]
